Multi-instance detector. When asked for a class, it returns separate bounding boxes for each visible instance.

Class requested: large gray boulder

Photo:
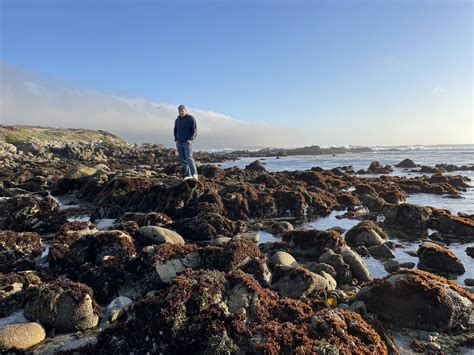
[138,226,185,246]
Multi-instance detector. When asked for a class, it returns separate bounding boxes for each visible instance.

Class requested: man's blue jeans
[176,142,197,177]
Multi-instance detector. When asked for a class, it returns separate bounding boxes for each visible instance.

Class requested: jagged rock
[396,159,417,168]
[317,271,337,291]
[345,221,386,247]
[0,322,45,350]
[0,230,44,272]
[270,251,297,268]
[138,226,185,246]
[102,296,133,323]
[357,269,473,331]
[283,229,344,259]
[366,161,393,174]
[339,246,371,282]
[466,246,474,258]
[304,262,337,280]
[245,160,267,173]
[272,266,329,298]
[417,242,466,275]
[24,279,100,333]
[318,250,353,284]
[240,257,272,288]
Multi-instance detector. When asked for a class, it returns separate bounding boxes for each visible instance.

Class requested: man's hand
[186,140,192,144]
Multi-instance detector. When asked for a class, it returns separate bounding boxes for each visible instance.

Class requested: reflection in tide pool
[304,211,359,233]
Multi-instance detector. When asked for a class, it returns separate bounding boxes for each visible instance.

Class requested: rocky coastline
[0,129,473,353]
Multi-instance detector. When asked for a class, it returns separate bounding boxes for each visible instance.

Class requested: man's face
[178,107,187,117]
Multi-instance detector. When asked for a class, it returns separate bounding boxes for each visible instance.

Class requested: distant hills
[0,125,127,146]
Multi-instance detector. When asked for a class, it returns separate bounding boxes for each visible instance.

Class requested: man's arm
[186,116,197,142]
[173,119,177,142]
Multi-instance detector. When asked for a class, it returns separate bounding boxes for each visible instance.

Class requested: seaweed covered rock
[366,161,393,174]
[219,236,261,272]
[171,212,245,241]
[344,221,386,248]
[199,164,225,179]
[145,244,222,287]
[396,158,417,168]
[310,308,387,354]
[24,279,100,332]
[0,322,46,351]
[0,271,43,317]
[245,160,267,173]
[0,230,44,272]
[383,203,432,231]
[357,269,473,331]
[93,230,137,265]
[282,229,344,260]
[52,164,98,195]
[49,222,100,271]
[427,209,474,238]
[0,194,66,232]
[417,242,466,275]
[78,263,128,305]
[92,269,387,354]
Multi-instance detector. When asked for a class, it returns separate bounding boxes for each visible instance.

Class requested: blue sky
[0,0,472,147]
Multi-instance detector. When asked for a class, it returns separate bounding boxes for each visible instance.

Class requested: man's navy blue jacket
[174,114,197,143]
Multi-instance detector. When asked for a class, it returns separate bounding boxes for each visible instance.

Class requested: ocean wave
[371,144,474,152]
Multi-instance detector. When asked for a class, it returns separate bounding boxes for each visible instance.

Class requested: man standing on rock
[174,104,198,180]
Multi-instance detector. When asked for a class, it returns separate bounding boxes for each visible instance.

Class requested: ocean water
[219,145,474,284]
[218,145,474,214]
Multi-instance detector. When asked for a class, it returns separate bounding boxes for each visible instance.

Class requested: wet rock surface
[1,128,473,353]
[417,241,466,275]
[357,269,473,331]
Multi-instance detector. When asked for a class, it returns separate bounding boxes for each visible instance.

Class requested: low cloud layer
[0,64,299,149]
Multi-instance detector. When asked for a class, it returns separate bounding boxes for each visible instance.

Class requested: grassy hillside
[0,125,128,145]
